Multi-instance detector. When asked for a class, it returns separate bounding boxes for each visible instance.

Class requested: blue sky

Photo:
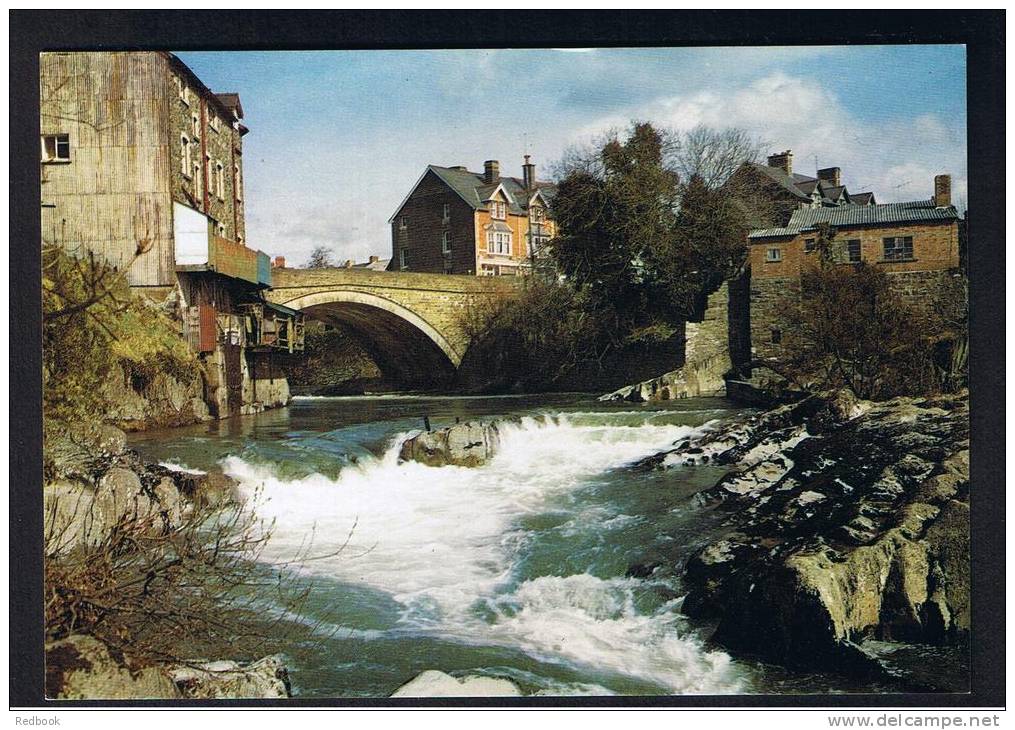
[177,45,967,266]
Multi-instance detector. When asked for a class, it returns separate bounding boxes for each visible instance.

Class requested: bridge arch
[279,288,461,387]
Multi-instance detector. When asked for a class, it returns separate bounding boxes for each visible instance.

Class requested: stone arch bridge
[266,267,520,384]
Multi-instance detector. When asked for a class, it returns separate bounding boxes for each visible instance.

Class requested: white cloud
[579,72,967,206]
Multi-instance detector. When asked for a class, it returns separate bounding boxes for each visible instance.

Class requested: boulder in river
[46,634,180,699]
[398,421,501,467]
[169,656,292,698]
[391,670,522,697]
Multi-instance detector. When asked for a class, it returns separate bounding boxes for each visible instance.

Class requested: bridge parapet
[265,268,521,376]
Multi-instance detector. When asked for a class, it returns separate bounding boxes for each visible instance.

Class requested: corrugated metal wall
[40,51,174,286]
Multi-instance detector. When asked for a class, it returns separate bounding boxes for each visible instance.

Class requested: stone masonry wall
[601,283,731,402]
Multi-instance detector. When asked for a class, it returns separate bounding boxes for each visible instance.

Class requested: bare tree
[305,245,336,269]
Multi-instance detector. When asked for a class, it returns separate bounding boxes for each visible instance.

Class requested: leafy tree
[550,123,762,343]
[305,244,336,269]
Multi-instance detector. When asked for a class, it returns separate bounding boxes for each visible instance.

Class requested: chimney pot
[522,155,536,191]
[767,150,793,176]
[934,174,952,208]
[484,159,500,184]
[272,256,286,268]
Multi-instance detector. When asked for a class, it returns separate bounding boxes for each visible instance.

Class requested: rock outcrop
[46,634,181,699]
[657,391,969,681]
[45,634,293,700]
[169,656,292,699]
[398,421,501,467]
[391,670,522,698]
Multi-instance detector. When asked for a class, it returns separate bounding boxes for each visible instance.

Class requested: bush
[775,229,966,400]
[42,245,198,435]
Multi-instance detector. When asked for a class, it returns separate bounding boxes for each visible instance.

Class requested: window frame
[442,203,450,223]
[846,238,862,264]
[215,161,225,200]
[765,247,783,263]
[441,230,452,254]
[399,216,407,231]
[41,134,71,163]
[180,135,192,177]
[804,238,816,253]
[234,163,242,202]
[882,236,914,262]
[209,113,221,133]
[399,248,409,270]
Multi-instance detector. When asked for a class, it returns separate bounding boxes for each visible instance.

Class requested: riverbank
[44,423,294,699]
[636,389,970,690]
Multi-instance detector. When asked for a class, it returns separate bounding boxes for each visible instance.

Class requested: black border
[9,10,1005,709]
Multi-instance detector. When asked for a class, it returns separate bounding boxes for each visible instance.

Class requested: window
[215,161,225,200]
[234,163,242,202]
[180,136,190,176]
[804,238,816,253]
[192,113,200,139]
[442,203,450,223]
[883,236,914,261]
[177,77,190,105]
[531,205,545,223]
[846,239,861,263]
[41,134,70,162]
[193,162,203,199]
[442,231,452,254]
[216,221,226,237]
[399,216,407,231]
[209,114,221,133]
[771,328,782,344]
[491,201,506,220]
[528,234,549,256]
[399,248,409,270]
[766,247,782,263]
[487,231,512,255]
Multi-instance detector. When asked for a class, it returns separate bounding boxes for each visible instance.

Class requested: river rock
[169,656,292,698]
[46,634,180,699]
[391,670,522,697]
[398,421,501,467]
[676,391,969,681]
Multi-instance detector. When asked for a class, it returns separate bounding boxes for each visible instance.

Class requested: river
[130,393,893,698]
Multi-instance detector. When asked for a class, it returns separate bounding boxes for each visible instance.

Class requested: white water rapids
[219,412,748,695]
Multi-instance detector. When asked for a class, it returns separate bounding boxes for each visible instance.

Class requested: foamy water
[219,412,748,695]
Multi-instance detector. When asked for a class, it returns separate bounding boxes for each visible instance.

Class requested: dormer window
[531,205,545,223]
[491,201,507,220]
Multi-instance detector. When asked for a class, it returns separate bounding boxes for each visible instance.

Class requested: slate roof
[851,191,876,205]
[428,165,556,215]
[748,199,960,239]
[745,162,812,201]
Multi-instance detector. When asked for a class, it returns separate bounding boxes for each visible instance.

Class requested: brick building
[745,173,962,359]
[40,51,302,418]
[389,156,557,276]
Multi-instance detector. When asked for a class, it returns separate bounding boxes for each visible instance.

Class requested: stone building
[389,156,557,276]
[40,51,302,419]
[731,149,877,227]
[746,174,962,360]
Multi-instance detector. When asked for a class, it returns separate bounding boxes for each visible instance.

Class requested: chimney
[484,159,500,184]
[343,259,354,268]
[934,174,952,208]
[767,150,793,176]
[817,167,841,187]
[368,255,379,264]
[272,256,286,268]
[522,155,536,191]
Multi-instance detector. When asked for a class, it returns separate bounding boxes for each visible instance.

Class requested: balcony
[174,202,271,286]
